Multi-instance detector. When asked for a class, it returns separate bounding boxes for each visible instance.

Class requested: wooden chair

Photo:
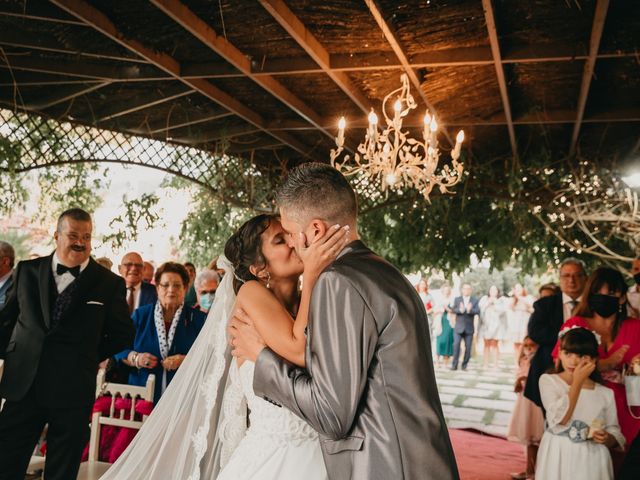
[76,369,155,480]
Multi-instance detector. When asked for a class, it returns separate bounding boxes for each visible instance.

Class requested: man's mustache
[70,245,86,252]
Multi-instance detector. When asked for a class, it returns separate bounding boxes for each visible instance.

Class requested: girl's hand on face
[573,357,596,384]
[296,225,350,281]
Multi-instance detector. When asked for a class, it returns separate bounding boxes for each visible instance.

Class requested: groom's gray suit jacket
[254,241,459,480]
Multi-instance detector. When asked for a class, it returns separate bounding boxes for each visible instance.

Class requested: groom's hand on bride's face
[228,309,266,362]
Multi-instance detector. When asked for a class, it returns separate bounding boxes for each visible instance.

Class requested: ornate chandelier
[330,74,465,200]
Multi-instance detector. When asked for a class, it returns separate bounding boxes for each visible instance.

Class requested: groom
[230,163,458,479]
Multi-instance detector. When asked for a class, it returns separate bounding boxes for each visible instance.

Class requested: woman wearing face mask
[552,267,640,477]
[194,268,220,313]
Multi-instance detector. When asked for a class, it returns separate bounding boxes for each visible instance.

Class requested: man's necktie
[56,263,80,277]
[127,287,135,315]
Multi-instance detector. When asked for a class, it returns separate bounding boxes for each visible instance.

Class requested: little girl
[507,336,544,479]
[536,327,625,479]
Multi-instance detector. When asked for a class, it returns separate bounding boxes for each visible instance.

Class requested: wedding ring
[145,360,150,366]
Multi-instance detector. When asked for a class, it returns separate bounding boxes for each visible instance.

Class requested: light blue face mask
[199,292,214,312]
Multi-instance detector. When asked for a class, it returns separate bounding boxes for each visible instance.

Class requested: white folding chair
[76,369,155,480]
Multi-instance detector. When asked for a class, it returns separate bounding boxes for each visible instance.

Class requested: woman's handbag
[624,362,640,419]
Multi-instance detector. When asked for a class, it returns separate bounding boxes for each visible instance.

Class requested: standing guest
[194,268,219,313]
[539,283,559,298]
[141,261,155,284]
[551,267,640,479]
[95,256,113,271]
[208,255,226,279]
[0,241,15,311]
[536,328,624,480]
[507,336,544,480]
[416,278,435,340]
[114,262,206,402]
[479,285,506,369]
[525,257,587,408]
[183,262,197,308]
[0,208,133,480]
[450,283,480,371]
[507,284,534,365]
[627,257,640,316]
[435,283,455,368]
[118,252,157,315]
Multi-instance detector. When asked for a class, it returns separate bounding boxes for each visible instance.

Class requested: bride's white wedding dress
[217,360,327,480]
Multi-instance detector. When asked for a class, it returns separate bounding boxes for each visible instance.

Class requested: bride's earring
[266,271,271,289]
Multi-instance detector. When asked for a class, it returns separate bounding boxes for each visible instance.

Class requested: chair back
[87,369,155,461]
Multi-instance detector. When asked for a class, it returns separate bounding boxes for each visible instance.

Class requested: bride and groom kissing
[102,163,459,480]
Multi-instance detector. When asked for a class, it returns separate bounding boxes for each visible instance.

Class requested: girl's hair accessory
[558,325,602,345]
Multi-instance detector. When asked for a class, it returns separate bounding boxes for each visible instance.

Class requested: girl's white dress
[217,361,328,480]
[479,295,507,340]
[536,374,625,480]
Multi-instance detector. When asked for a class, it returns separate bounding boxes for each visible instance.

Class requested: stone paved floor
[434,354,518,437]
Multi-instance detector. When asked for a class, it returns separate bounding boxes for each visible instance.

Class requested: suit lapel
[39,255,54,329]
[61,258,100,323]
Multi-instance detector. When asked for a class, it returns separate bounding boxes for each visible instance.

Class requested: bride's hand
[295,224,350,282]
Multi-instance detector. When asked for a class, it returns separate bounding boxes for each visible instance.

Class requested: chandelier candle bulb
[368,110,378,140]
[337,117,346,147]
[452,130,465,160]
[423,112,432,141]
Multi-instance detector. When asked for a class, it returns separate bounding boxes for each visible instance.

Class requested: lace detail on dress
[219,362,248,467]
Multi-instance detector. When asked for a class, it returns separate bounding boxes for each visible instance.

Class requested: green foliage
[177,190,253,267]
[0,229,31,262]
[102,193,161,249]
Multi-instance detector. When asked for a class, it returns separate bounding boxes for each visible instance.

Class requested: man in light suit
[0,241,14,311]
[450,284,480,371]
[0,208,133,480]
[230,163,458,480]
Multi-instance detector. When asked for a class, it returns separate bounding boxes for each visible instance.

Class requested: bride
[100,214,348,479]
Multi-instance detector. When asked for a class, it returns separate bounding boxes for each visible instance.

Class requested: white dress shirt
[562,292,581,321]
[128,283,142,310]
[52,253,90,294]
[0,270,11,290]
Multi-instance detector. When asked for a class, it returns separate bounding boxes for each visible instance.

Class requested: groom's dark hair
[276,162,357,225]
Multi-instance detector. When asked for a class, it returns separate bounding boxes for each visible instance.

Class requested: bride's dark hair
[224,214,276,294]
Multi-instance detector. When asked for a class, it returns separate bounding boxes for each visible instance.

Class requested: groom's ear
[308,219,327,243]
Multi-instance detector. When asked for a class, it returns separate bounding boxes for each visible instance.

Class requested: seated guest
[551,267,640,478]
[115,262,206,402]
[538,282,559,298]
[141,261,155,284]
[194,269,220,313]
[183,261,197,308]
[96,256,113,271]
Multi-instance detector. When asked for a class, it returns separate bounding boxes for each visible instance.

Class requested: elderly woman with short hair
[115,262,206,402]
[194,268,220,312]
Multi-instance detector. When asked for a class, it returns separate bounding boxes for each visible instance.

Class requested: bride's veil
[100,255,247,480]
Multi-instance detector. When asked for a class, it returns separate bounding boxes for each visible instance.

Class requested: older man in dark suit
[0,208,133,480]
[450,283,480,371]
[524,258,586,407]
[118,251,157,314]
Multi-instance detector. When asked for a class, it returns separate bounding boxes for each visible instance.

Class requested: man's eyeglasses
[560,273,585,280]
[121,262,144,269]
[198,289,216,295]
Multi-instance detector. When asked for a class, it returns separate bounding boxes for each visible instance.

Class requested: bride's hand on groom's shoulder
[296,224,350,281]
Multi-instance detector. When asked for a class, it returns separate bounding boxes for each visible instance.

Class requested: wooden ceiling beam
[569,0,610,156]
[0,3,87,26]
[96,88,195,122]
[50,0,311,158]
[365,0,453,146]
[144,111,234,135]
[27,81,110,110]
[150,0,337,145]
[0,30,147,64]
[257,0,371,113]
[482,0,518,160]
[175,124,263,145]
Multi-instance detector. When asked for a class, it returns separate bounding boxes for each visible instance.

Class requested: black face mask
[634,272,640,285]
[588,294,619,318]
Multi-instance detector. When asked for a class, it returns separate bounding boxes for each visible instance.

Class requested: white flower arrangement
[558,325,602,345]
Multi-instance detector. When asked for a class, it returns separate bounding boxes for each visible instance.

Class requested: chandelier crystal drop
[330,74,465,201]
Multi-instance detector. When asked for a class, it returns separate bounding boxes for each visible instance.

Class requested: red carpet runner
[450,429,525,480]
